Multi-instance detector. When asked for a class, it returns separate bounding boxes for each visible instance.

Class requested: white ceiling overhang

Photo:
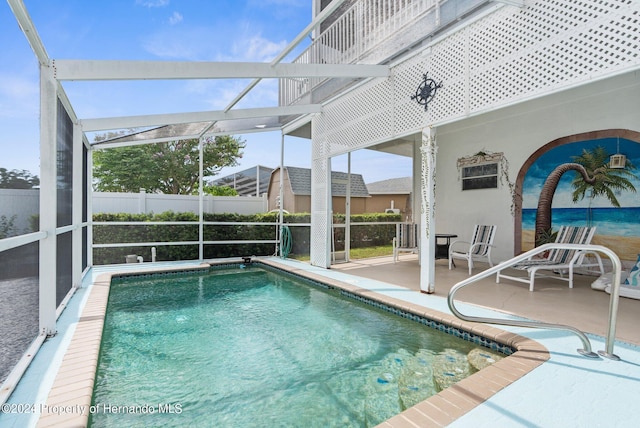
[83,104,325,133]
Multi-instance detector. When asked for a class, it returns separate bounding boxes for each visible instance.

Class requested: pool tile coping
[36,260,548,428]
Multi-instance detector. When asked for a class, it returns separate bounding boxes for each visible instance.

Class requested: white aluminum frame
[4,0,640,410]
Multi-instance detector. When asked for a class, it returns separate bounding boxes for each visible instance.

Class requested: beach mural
[521,137,640,261]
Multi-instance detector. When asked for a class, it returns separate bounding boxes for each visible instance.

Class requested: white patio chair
[448,225,497,275]
[496,225,604,291]
[393,223,419,262]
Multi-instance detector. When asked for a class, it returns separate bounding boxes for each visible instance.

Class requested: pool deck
[1,256,639,427]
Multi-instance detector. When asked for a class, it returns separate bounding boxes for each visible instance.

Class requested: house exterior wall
[308,1,640,268]
[268,167,374,214]
[434,71,640,263]
[332,196,367,214]
[269,191,377,214]
[267,168,297,212]
[365,194,410,217]
[294,195,312,213]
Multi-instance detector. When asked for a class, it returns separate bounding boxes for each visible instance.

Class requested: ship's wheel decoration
[411,73,442,111]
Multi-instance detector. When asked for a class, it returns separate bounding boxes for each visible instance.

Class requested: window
[462,162,498,190]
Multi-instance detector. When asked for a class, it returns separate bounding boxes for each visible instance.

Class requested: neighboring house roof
[366,177,412,194]
[284,166,369,197]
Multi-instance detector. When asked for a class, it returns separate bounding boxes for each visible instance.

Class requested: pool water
[90,266,501,427]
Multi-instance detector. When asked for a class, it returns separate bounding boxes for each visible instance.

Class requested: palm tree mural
[570,146,636,208]
[534,146,637,245]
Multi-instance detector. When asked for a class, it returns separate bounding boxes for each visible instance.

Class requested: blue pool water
[90,265,501,427]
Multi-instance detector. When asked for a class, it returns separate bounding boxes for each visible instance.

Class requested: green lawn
[349,245,393,259]
[290,245,393,261]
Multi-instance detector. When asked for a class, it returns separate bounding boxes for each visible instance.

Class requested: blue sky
[0,0,412,185]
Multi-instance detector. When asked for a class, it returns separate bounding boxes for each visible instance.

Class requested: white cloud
[136,0,170,8]
[0,73,39,118]
[188,80,244,110]
[241,35,287,62]
[169,11,183,25]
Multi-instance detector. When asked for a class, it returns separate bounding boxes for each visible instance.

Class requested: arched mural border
[513,128,640,255]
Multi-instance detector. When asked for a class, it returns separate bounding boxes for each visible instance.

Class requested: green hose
[280,225,292,258]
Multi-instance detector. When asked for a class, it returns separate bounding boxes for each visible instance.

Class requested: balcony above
[279,0,501,111]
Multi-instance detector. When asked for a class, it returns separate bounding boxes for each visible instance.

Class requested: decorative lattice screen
[314,0,640,155]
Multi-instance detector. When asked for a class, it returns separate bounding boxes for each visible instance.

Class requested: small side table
[435,234,457,261]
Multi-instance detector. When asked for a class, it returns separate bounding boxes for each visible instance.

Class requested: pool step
[365,347,504,422]
[467,347,503,371]
[432,348,472,391]
[364,349,412,426]
[397,349,436,410]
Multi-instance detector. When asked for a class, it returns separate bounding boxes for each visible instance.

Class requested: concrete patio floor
[331,255,640,346]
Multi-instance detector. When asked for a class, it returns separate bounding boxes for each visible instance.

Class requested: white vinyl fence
[0,189,268,236]
[0,189,39,236]
[92,190,268,215]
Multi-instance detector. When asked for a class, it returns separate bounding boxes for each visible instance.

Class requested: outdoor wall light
[610,137,627,169]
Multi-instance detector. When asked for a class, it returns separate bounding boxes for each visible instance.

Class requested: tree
[570,146,636,208]
[0,214,18,239]
[0,168,39,189]
[93,136,245,194]
[534,163,596,245]
[534,146,637,245]
[202,184,238,196]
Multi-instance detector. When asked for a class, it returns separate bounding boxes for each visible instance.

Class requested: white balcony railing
[280,0,439,106]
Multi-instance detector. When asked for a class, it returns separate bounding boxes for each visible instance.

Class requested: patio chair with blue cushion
[448,225,497,275]
[393,223,419,262]
[496,225,604,291]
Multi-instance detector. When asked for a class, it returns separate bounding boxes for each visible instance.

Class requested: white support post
[345,152,351,262]
[39,63,57,336]
[87,146,94,267]
[310,152,332,268]
[87,147,93,267]
[72,123,83,287]
[198,138,204,261]
[419,127,437,294]
[325,157,332,266]
[309,114,333,268]
[278,133,285,257]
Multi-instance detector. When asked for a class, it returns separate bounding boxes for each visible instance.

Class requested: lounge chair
[393,223,419,262]
[496,225,604,291]
[448,225,496,275]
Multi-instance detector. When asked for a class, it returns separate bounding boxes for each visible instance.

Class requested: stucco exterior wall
[365,194,410,217]
[434,71,640,264]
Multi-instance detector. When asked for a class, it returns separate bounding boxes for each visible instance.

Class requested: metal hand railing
[447,243,623,360]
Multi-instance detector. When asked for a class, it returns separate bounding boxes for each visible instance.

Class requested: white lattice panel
[315,77,395,155]
[468,0,640,110]
[314,0,640,156]
[392,53,430,132]
[310,119,331,267]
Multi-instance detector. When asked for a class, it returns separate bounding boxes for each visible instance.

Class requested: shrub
[92,211,400,264]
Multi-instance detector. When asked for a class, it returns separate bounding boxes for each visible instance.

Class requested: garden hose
[280,225,292,258]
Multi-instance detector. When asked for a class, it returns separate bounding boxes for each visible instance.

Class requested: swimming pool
[89,263,510,427]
